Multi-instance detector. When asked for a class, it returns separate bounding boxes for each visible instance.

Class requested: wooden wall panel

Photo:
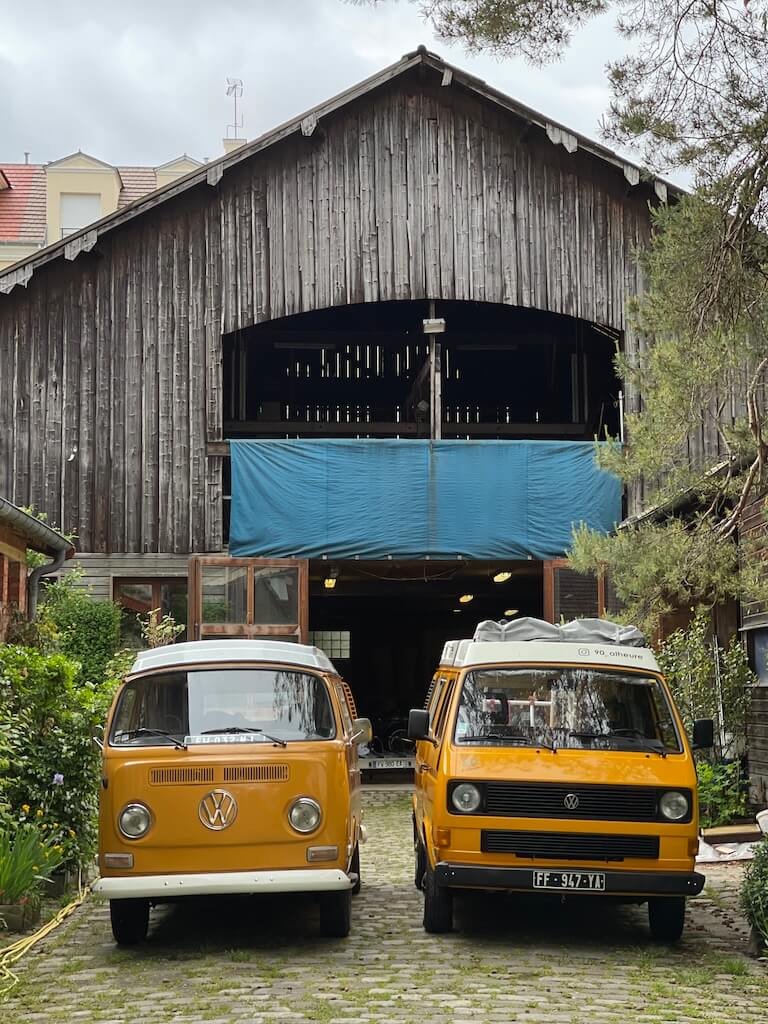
[0,80,660,554]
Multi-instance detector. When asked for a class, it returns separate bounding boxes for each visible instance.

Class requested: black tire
[648,896,686,942]
[110,898,149,945]
[414,827,426,891]
[350,843,361,895]
[423,864,453,933]
[319,889,352,938]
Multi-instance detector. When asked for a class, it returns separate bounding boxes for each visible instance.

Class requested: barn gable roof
[0,46,677,295]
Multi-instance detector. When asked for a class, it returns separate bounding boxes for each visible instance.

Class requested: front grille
[484,782,668,822]
[223,764,289,783]
[481,829,659,861]
[149,767,214,785]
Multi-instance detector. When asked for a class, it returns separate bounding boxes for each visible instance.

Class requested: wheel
[319,889,352,938]
[648,896,686,942]
[413,824,426,891]
[423,864,453,933]
[109,898,149,945]
[350,843,361,895]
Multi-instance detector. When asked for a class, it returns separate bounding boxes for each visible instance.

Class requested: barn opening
[214,298,622,765]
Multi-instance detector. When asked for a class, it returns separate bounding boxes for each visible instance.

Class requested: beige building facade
[0,150,203,271]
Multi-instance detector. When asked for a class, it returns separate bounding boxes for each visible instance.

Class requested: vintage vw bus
[408,618,713,941]
[94,640,370,944]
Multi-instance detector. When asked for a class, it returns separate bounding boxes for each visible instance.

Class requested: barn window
[308,630,351,660]
[114,578,188,645]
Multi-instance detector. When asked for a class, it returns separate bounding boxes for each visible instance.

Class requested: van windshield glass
[454,667,681,753]
[110,668,336,746]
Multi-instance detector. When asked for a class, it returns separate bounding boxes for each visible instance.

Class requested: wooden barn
[0,47,677,730]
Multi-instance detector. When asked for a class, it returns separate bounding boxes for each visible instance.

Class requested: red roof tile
[117,166,159,208]
[0,164,46,243]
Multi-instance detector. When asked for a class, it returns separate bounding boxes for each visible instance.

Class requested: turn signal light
[307,845,339,862]
[435,828,451,848]
[103,853,134,869]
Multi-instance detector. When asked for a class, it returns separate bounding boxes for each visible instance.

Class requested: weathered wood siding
[0,79,655,553]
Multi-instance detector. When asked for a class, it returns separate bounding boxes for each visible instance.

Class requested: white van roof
[438,618,660,673]
[128,639,337,676]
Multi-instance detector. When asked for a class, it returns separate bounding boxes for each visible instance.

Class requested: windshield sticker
[184,734,270,745]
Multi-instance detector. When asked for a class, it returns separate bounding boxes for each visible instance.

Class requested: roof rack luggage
[472,617,646,648]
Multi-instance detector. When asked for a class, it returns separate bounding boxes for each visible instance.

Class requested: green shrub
[0,645,116,869]
[656,613,753,759]
[740,837,768,954]
[40,574,122,686]
[0,823,64,907]
[696,760,748,828]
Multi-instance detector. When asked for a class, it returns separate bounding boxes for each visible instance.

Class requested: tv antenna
[226,78,244,138]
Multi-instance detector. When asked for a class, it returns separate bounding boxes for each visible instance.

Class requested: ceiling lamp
[458,594,474,604]
[323,568,339,590]
[504,609,519,617]
[493,571,512,583]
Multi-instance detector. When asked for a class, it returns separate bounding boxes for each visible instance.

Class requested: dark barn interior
[222,299,621,444]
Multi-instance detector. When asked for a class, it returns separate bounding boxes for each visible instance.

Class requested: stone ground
[4,790,768,1024]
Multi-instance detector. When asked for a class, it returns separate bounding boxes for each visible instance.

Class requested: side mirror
[92,730,104,751]
[692,718,714,750]
[408,708,436,745]
[351,717,373,745]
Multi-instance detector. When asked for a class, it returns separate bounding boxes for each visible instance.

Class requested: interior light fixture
[458,594,474,604]
[504,609,519,617]
[493,571,512,584]
[323,568,339,590]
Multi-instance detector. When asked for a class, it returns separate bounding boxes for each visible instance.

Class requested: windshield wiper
[461,733,557,752]
[569,730,666,757]
[201,727,287,748]
[116,728,186,750]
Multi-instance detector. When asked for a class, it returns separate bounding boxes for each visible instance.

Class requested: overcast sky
[0,1,638,170]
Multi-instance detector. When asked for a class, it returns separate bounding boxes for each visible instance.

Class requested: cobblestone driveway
[5,792,768,1023]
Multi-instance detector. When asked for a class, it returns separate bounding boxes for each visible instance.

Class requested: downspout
[27,547,68,620]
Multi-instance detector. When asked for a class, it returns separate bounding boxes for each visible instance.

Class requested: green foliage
[740,837,768,954]
[696,761,748,828]
[656,613,754,758]
[0,824,64,906]
[141,608,185,648]
[0,645,116,868]
[40,573,122,687]
[17,506,76,570]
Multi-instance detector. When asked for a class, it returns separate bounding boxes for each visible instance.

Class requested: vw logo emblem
[564,793,580,811]
[198,789,238,831]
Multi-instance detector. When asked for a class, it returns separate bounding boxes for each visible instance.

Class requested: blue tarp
[229,439,621,560]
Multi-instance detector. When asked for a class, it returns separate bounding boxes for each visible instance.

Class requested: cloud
[0,0,641,169]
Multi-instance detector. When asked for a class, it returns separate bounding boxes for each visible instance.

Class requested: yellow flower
[21,804,30,814]
[32,865,38,871]
[52,822,59,827]
[36,809,43,817]
[68,830,76,838]
[40,823,47,830]
[54,846,63,854]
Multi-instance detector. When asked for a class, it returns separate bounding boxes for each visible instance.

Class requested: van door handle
[418,763,430,773]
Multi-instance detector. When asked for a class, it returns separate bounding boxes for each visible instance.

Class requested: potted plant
[0,825,64,932]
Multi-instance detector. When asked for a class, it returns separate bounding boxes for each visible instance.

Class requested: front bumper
[93,868,353,900]
[435,863,705,897]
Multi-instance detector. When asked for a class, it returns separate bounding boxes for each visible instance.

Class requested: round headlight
[118,802,152,839]
[288,797,322,834]
[451,782,482,814]
[659,791,689,821]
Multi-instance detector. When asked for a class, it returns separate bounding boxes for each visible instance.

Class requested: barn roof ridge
[0,47,678,295]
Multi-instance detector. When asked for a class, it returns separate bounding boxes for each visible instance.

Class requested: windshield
[454,667,681,753]
[110,668,336,746]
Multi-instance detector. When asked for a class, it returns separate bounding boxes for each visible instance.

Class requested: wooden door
[543,559,606,623]
[188,557,308,642]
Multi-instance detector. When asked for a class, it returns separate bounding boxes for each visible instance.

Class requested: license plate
[532,870,605,891]
[365,758,410,769]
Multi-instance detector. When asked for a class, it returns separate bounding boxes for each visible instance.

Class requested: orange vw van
[409,618,713,941]
[94,639,370,943]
